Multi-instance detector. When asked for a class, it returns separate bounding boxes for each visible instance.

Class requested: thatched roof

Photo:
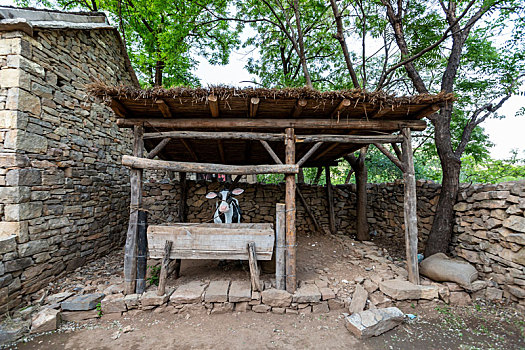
[88,84,454,167]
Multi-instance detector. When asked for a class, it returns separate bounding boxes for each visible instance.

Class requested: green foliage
[147,265,161,286]
[460,151,525,184]
[96,302,102,317]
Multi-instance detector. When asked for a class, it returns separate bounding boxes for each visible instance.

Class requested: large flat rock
[204,280,230,303]
[170,281,208,304]
[345,307,404,339]
[261,289,292,307]
[61,293,105,311]
[228,281,252,303]
[30,308,60,334]
[292,284,321,303]
[379,279,438,300]
[349,285,368,314]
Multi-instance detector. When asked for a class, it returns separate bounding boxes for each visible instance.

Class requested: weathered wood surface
[249,97,260,118]
[296,186,323,235]
[285,128,297,293]
[296,134,403,144]
[157,240,172,296]
[275,203,286,290]
[156,100,172,118]
[260,140,283,164]
[122,155,299,175]
[124,125,144,295]
[297,142,323,167]
[401,127,420,285]
[117,118,427,131]
[147,223,275,260]
[208,94,219,117]
[147,138,171,159]
[291,99,307,117]
[136,210,148,294]
[325,166,336,235]
[247,242,262,292]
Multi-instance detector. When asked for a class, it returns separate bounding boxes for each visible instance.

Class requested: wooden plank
[208,94,219,117]
[136,210,148,294]
[414,104,439,119]
[147,224,275,260]
[291,99,307,117]
[249,97,260,118]
[117,118,428,131]
[275,203,286,290]
[122,155,299,175]
[156,100,172,118]
[260,140,283,164]
[110,99,129,118]
[325,166,336,235]
[285,128,297,293]
[248,242,262,292]
[147,138,171,159]
[157,240,172,296]
[297,142,324,167]
[124,125,144,295]
[401,127,420,285]
[144,131,285,141]
[331,99,351,118]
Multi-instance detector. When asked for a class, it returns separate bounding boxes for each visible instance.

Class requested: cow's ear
[232,188,244,195]
[205,192,218,199]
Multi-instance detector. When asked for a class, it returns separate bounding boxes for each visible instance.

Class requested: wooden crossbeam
[217,140,226,164]
[118,118,427,131]
[260,140,283,164]
[208,94,219,117]
[249,97,260,118]
[180,139,198,162]
[414,104,440,119]
[331,99,351,118]
[155,100,172,118]
[370,106,392,119]
[110,99,129,118]
[122,155,299,174]
[291,99,307,117]
[297,142,324,167]
[147,138,171,159]
[297,134,403,143]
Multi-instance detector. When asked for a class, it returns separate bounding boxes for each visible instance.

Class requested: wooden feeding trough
[88,84,455,296]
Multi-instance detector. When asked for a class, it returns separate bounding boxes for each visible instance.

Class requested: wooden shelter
[89,84,454,295]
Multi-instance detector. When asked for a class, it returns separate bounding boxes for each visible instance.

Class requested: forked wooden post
[325,166,336,234]
[275,203,286,290]
[247,241,262,292]
[285,128,297,293]
[124,125,144,295]
[175,171,187,279]
[157,240,173,296]
[136,210,148,294]
[401,127,420,285]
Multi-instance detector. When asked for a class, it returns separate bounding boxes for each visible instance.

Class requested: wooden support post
[147,138,170,159]
[401,127,420,285]
[325,166,336,235]
[247,241,262,292]
[275,203,286,290]
[175,171,187,279]
[260,140,283,164]
[296,185,323,235]
[285,128,297,293]
[136,210,148,294]
[124,125,144,295]
[157,240,173,296]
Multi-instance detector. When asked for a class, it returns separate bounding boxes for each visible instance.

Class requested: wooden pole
[124,125,144,295]
[325,166,336,235]
[175,171,187,279]
[136,210,148,294]
[285,128,297,293]
[313,166,323,184]
[260,140,283,164]
[401,127,420,285]
[275,203,286,290]
[296,186,323,235]
[157,240,173,296]
[122,155,299,175]
[247,242,262,292]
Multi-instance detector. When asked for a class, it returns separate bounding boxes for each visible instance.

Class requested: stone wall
[0,28,135,313]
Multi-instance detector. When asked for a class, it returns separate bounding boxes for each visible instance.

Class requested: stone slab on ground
[124,294,141,309]
[292,284,321,303]
[47,292,73,305]
[261,289,292,307]
[328,299,345,311]
[349,285,368,314]
[61,293,105,311]
[170,281,208,304]
[0,322,29,344]
[61,310,99,322]
[313,301,330,314]
[30,308,60,334]
[320,287,336,300]
[101,293,127,313]
[141,290,170,307]
[205,280,230,303]
[210,302,234,314]
[345,307,404,339]
[252,304,270,313]
[228,281,252,303]
[379,280,438,300]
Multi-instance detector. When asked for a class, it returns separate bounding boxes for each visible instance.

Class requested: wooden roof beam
[110,99,129,118]
[249,97,260,118]
[291,99,307,117]
[180,139,198,162]
[370,106,393,119]
[331,99,351,119]
[155,99,172,118]
[117,118,427,131]
[208,94,219,117]
[260,140,283,164]
[413,104,440,119]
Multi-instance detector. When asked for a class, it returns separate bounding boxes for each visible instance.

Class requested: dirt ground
[8,231,525,349]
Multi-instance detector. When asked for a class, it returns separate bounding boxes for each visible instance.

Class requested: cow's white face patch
[218,190,230,213]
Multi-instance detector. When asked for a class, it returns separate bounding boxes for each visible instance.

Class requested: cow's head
[205,188,244,213]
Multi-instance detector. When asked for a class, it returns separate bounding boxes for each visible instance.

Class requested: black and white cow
[205,188,244,223]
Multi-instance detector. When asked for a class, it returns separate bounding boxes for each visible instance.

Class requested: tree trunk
[355,160,369,241]
[154,60,164,86]
[424,109,461,256]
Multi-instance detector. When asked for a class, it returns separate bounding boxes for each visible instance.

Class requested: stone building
[0,7,137,313]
